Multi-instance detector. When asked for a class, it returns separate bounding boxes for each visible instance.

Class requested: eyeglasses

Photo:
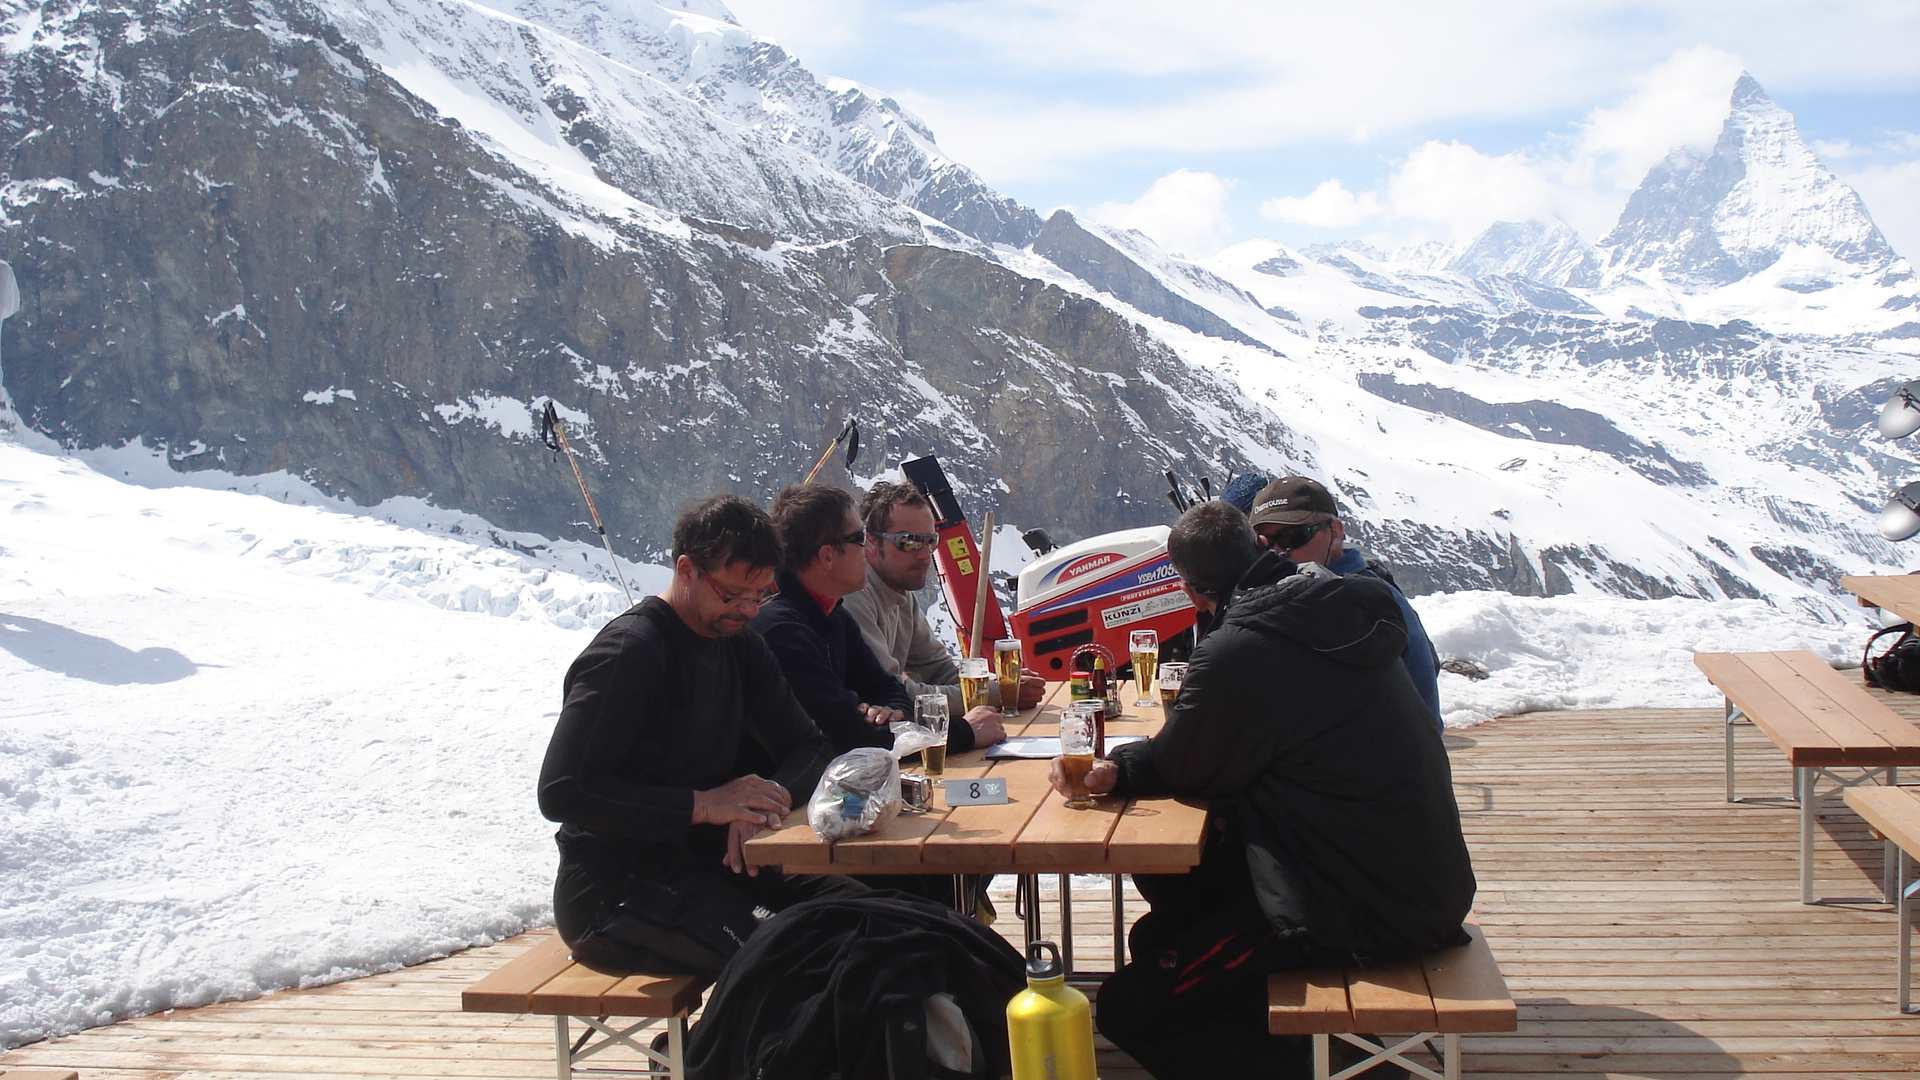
[696,565,777,608]
[1266,519,1329,552]
[826,528,867,550]
[868,529,938,553]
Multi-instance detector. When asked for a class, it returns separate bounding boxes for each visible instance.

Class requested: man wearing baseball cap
[1248,476,1443,728]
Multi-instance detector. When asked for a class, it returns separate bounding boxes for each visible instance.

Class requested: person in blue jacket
[1248,476,1444,728]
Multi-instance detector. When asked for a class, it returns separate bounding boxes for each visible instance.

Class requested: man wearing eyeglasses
[841,482,1039,744]
[1247,476,1443,728]
[538,494,858,979]
[748,483,956,757]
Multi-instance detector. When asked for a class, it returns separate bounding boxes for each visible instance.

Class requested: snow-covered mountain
[0,2,1914,623]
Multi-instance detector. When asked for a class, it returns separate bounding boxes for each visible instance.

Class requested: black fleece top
[750,571,976,754]
[538,596,833,867]
[1112,552,1475,963]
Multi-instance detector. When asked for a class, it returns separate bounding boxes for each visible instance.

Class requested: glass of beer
[1058,704,1097,810]
[1130,629,1160,707]
[1157,661,1188,713]
[994,639,1023,717]
[916,692,949,781]
[959,656,991,712]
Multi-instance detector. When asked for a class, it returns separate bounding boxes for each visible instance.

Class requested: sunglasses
[868,529,938,553]
[696,565,777,608]
[826,528,867,550]
[1266,519,1329,552]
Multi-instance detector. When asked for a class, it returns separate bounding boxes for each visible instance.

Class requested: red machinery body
[1010,525,1196,680]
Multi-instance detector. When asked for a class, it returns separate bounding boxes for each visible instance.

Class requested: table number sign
[944,777,1010,806]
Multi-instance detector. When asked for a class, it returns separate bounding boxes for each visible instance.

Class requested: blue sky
[720,0,1920,261]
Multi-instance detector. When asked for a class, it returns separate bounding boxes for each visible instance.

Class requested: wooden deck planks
[9,703,1920,1078]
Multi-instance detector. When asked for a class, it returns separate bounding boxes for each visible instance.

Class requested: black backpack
[686,893,1025,1080]
[1863,622,1920,693]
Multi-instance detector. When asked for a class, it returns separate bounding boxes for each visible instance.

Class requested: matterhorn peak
[1598,72,1898,291]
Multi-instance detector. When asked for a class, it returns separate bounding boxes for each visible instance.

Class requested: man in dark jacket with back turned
[538,494,860,979]
[1051,500,1474,1080]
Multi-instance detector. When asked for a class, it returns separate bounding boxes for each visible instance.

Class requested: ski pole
[540,401,634,606]
[803,418,860,484]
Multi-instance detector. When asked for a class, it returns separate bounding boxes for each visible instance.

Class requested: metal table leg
[1111,874,1126,970]
[1059,873,1074,973]
[1902,848,1915,1014]
[1799,766,1816,904]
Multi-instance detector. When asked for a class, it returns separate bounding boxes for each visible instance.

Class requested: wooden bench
[1269,921,1515,1080]
[462,933,709,1080]
[0,1070,80,1079]
[1844,786,1920,1013]
[1694,650,1920,903]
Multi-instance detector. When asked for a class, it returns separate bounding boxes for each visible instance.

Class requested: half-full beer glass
[1157,661,1188,713]
[994,639,1022,717]
[916,692,949,781]
[959,656,991,712]
[1129,629,1159,707]
[1059,704,1097,810]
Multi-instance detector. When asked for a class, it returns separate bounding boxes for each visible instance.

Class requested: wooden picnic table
[1842,573,1920,623]
[744,681,1206,876]
[743,680,1208,965]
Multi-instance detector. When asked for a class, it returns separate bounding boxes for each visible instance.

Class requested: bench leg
[553,1013,687,1078]
[1314,1031,1449,1080]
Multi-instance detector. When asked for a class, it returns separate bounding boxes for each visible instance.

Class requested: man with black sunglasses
[843,481,1040,744]
[749,483,935,757]
[1248,476,1442,728]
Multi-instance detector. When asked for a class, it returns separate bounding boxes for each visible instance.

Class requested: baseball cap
[1248,476,1337,526]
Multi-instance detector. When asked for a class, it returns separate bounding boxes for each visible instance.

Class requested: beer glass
[1058,704,1097,810]
[1157,661,1188,713]
[994,639,1023,717]
[1129,629,1159,707]
[959,656,991,712]
[916,692,949,781]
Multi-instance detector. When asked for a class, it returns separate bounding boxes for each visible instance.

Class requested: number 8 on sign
[945,777,1009,806]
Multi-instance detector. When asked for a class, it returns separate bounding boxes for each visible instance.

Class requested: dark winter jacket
[751,572,971,754]
[1329,546,1443,728]
[1111,552,1475,963]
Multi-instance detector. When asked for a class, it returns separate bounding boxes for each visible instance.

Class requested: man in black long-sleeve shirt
[538,494,861,978]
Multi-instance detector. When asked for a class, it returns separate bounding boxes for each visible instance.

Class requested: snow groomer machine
[901,455,1199,681]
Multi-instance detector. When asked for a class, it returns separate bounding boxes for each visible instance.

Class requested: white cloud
[1086,169,1237,257]
[1571,46,1746,189]
[1386,142,1562,240]
[1838,157,1920,264]
[1260,180,1383,229]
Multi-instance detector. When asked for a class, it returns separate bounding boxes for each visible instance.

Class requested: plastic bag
[807,747,903,841]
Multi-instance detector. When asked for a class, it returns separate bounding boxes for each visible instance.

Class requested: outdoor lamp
[1880,481,1920,541]
[1880,380,1920,439]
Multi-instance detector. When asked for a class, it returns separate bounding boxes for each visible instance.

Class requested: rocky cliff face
[0,0,1284,558]
[467,0,1044,246]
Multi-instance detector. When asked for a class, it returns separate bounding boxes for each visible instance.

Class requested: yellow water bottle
[1006,940,1097,1080]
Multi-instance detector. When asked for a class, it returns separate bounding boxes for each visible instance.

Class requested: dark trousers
[1098,849,1352,1080]
[555,853,866,980]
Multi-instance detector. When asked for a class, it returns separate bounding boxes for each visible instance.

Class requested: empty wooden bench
[1694,650,1920,903]
[462,932,709,1080]
[1269,921,1515,1080]
[1844,785,1920,1013]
